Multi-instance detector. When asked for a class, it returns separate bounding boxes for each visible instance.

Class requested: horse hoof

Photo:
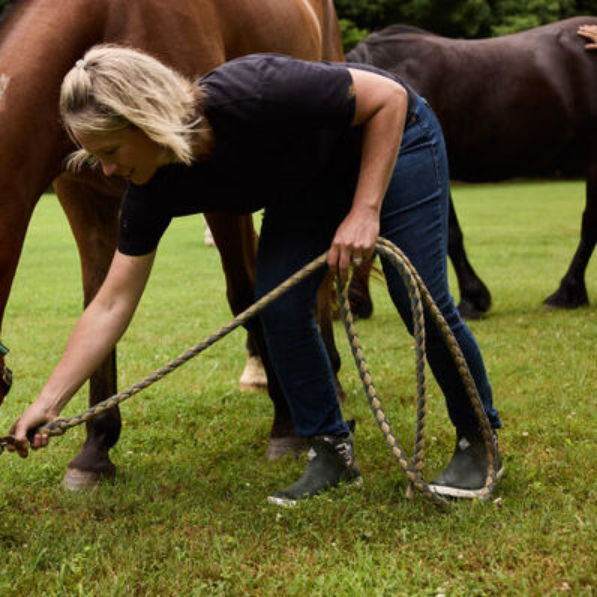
[239,355,267,392]
[62,468,113,492]
[456,300,484,321]
[543,288,589,310]
[266,436,308,460]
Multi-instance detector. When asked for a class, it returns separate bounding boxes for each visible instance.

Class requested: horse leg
[205,213,304,457]
[447,192,492,319]
[347,259,374,320]
[54,175,122,490]
[544,165,597,308]
[0,197,37,406]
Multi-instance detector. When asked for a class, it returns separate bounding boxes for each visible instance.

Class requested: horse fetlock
[239,355,267,392]
[266,436,308,460]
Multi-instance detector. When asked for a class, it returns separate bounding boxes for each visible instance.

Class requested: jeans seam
[412,107,444,193]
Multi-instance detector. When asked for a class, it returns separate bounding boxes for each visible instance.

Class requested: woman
[8,45,502,504]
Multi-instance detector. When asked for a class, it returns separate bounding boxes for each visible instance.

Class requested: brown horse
[0,0,343,488]
[348,17,597,318]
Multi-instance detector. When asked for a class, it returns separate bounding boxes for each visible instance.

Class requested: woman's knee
[259,295,315,334]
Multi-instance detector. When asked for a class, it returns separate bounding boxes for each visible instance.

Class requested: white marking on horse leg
[0,74,10,103]
[239,355,267,391]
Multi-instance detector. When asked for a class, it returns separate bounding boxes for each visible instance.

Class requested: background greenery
[0,183,595,594]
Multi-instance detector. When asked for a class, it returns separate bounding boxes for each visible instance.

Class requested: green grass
[0,180,596,596]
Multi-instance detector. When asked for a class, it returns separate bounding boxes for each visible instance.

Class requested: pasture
[0,180,596,595]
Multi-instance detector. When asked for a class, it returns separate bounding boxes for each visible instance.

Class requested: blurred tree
[490,0,576,36]
[399,0,494,38]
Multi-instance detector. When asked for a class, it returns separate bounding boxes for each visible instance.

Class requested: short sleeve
[117,184,172,256]
[203,54,356,130]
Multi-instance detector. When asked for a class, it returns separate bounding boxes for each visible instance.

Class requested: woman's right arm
[8,249,156,457]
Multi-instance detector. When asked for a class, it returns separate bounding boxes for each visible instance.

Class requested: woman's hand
[578,25,597,50]
[6,402,57,458]
[328,205,380,281]
[329,69,407,281]
[6,250,155,459]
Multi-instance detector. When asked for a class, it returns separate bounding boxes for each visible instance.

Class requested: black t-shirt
[118,54,415,256]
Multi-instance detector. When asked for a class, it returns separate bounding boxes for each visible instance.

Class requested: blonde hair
[60,44,205,170]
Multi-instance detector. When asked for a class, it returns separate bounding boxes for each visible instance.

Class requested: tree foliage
[336,0,597,51]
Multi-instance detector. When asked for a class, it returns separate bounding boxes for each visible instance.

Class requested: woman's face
[73,128,167,185]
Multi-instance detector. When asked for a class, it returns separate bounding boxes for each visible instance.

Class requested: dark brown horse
[348,17,597,318]
[0,0,343,488]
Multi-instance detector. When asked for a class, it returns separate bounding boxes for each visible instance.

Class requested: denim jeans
[255,94,502,437]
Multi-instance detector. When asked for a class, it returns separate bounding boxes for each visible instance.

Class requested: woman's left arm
[327,68,409,280]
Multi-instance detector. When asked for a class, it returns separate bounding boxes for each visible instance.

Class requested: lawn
[0,180,596,595]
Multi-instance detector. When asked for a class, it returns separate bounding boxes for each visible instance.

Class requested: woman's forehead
[73,129,128,151]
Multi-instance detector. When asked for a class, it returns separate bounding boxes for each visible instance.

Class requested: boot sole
[430,465,505,500]
[267,476,364,508]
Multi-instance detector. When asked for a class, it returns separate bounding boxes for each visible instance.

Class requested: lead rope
[0,238,497,506]
[338,239,498,506]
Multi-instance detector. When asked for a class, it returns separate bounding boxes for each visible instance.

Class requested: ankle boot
[430,428,504,499]
[267,429,362,507]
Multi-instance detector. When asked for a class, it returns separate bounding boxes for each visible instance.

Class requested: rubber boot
[430,428,504,499]
[267,429,362,506]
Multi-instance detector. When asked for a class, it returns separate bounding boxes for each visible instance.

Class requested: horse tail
[320,0,345,61]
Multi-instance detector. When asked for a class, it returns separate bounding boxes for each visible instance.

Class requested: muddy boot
[267,429,362,507]
[430,429,504,499]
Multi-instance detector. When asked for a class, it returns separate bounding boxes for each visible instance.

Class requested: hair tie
[75,59,87,70]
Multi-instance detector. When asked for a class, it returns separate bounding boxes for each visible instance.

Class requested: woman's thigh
[380,100,454,321]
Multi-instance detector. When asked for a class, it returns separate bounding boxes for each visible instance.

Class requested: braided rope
[375,239,498,500]
[1,238,497,503]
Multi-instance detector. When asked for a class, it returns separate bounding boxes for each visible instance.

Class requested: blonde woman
[8,45,502,504]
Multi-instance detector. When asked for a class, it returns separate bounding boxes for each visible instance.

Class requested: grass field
[0,180,596,595]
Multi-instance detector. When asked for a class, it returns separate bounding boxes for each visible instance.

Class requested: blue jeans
[255,95,502,437]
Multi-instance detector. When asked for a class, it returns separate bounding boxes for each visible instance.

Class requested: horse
[347,17,597,318]
[0,0,344,489]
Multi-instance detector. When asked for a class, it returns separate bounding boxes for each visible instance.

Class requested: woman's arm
[327,68,408,280]
[8,250,156,457]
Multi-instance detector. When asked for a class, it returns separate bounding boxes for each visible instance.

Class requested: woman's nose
[100,159,119,178]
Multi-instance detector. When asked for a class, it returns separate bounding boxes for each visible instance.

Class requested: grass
[0,180,596,596]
